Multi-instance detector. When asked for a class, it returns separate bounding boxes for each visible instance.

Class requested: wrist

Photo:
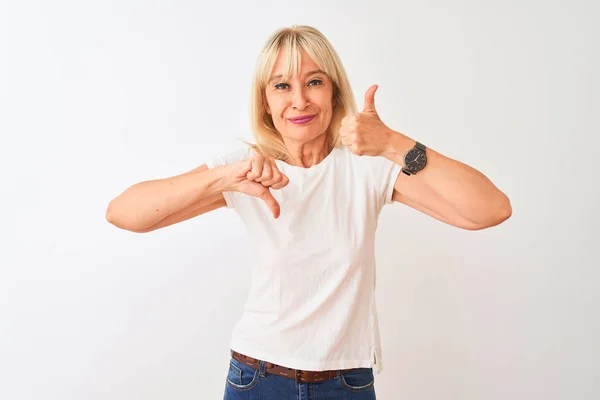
[382,130,414,160]
[208,164,238,193]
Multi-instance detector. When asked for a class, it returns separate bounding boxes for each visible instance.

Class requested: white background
[1,0,598,399]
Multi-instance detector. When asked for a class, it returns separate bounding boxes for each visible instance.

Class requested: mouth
[288,114,316,124]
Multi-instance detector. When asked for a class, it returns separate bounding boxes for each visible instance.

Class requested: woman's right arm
[105,164,233,233]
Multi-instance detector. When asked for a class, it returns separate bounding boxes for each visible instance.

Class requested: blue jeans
[223,354,377,399]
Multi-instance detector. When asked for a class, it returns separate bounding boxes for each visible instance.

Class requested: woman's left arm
[382,131,512,230]
[339,85,512,231]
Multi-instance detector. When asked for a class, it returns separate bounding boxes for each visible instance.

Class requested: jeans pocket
[339,367,375,392]
[226,357,260,390]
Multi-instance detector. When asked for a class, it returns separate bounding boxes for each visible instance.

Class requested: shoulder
[338,146,398,175]
[205,143,257,169]
[338,146,402,205]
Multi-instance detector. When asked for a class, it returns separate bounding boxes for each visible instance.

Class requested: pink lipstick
[288,115,316,124]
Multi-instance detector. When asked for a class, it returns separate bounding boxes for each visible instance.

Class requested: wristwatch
[401,141,427,175]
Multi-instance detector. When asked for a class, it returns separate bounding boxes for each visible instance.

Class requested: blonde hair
[241,25,357,162]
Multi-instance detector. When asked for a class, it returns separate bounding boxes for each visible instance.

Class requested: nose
[291,88,308,111]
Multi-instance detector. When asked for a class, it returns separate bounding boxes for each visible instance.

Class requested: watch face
[404,148,427,172]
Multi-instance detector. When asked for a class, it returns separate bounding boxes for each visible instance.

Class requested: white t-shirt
[206,144,402,375]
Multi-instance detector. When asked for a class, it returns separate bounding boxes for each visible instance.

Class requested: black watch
[401,141,427,175]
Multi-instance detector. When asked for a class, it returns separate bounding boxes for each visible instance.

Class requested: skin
[231,51,512,227]
[111,51,511,232]
[264,50,336,168]
[225,50,339,219]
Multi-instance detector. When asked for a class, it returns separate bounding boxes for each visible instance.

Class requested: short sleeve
[382,158,403,205]
[205,145,256,209]
[361,155,403,208]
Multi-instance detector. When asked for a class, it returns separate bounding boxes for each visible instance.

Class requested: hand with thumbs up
[228,152,289,219]
[339,85,395,157]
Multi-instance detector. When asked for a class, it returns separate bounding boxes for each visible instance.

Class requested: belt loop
[259,360,266,377]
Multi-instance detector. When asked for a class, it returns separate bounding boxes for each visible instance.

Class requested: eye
[274,79,324,90]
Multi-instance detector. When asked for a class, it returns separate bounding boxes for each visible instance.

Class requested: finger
[270,173,289,190]
[339,127,352,147]
[259,188,280,219]
[338,126,347,141]
[362,84,378,113]
[256,160,273,183]
[261,160,282,187]
[247,154,265,181]
[232,158,253,179]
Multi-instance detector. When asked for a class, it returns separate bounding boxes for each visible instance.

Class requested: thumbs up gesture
[339,85,394,157]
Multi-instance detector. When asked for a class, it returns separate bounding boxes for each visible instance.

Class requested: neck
[284,134,332,168]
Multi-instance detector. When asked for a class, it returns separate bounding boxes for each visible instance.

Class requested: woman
[106,25,511,399]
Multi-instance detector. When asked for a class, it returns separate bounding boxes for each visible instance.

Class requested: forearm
[106,165,234,231]
[383,131,512,226]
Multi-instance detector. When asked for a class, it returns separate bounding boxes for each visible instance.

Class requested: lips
[288,115,316,123]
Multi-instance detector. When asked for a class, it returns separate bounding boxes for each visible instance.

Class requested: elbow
[105,204,116,225]
[105,204,127,230]
[486,197,513,230]
[485,203,512,229]
[465,195,512,231]
[105,200,125,227]
[105,202,146,233]
[501,198,513,221]
[105,202,117,225]
[495,194,513,224]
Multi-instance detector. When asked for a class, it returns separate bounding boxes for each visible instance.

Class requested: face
[264,50,335,144]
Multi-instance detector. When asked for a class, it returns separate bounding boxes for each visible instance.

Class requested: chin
[288,130,328,142]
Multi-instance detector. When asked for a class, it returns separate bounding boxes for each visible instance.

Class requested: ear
[262,95,271,114]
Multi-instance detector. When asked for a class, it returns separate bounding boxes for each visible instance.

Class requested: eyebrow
[268,69,326,84]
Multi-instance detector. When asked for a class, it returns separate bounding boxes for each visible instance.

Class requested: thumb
[362,84,378,113]
[259,188,281,219]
